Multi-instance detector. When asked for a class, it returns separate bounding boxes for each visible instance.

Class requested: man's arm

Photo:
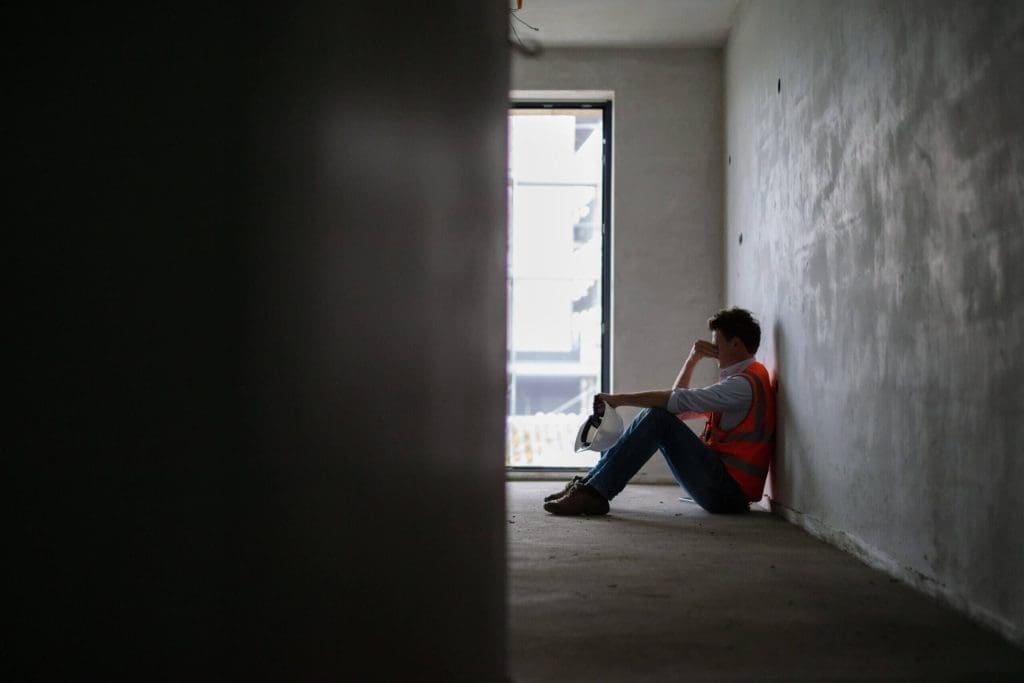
[596,390,672,410]
[593,339,720,411]
[667,375,752,415]
[672,339,718,389]
[596,339,719,410]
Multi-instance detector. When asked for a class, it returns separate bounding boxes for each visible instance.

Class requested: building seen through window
[507,106,606,468]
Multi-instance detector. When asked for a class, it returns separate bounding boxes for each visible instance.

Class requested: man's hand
[689,339,718,361]
[674,339,719,390]
[595,391,669,410]
[594,393,615,412]
[595,393,628,410]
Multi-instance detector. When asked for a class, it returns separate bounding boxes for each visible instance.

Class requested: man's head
[708,307,761,368]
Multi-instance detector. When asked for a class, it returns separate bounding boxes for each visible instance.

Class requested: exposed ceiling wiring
[511,11,540,32]
[509,6,542,57]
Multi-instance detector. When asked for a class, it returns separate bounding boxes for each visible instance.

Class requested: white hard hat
[574,401,624,453]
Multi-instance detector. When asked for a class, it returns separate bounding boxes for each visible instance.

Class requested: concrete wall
[10,4,508,679]
[512,49,725,482]
[725,0,1024,644]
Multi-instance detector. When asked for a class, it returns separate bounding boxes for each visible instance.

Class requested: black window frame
[507,100,612,471]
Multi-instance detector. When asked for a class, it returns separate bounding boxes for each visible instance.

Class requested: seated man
[544,307,776,516]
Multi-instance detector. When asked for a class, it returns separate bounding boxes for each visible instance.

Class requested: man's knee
[628,406,677,435]
[631,406,668,425]
[644,406,675,423]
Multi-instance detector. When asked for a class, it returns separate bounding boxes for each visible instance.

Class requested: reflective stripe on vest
[719,455,768,478]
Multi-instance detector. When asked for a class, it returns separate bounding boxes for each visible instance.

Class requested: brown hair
[708,307,761,353]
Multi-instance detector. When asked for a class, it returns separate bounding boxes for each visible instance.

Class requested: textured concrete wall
[10,3,508,678]
[513,49,724,482]
[726,0,1024,643]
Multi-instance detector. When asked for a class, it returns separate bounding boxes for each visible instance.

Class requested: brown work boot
[543,483,609,516]
[544,475,584,503]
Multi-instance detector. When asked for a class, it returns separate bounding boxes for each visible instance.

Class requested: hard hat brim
[573,401,624,453]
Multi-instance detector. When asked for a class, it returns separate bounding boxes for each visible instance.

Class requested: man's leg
[581,408,666,498]
[585,408,748,514]
[543,408,664,515]
[646,409,749,513]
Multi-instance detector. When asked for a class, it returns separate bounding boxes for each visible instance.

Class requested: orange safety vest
[701,361,776,501]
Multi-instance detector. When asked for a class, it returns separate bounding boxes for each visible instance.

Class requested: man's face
[711,330,742,368]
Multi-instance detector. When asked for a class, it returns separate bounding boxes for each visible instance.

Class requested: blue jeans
[584,408,750,514]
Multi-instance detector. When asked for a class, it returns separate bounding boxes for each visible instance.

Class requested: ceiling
[509,0,743,48]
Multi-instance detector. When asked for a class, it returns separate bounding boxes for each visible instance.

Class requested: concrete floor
[507,481,1024,682]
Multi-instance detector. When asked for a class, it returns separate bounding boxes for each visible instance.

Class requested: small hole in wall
[777,78,781,93]
[728,155,731,165]
[738,233,743,245]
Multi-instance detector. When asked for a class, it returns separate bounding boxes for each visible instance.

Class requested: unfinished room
[11,0,1023,681]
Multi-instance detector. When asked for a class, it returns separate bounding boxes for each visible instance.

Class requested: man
[544,307,776,516]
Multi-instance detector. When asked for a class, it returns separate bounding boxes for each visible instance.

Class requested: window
[506,102,611,468]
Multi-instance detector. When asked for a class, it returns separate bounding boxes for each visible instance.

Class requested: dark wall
[9,4,509,679]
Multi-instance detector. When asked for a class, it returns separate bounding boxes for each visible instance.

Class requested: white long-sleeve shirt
[666,357,754,431]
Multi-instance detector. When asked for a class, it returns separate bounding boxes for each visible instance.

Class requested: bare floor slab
[507,481,1024,682]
